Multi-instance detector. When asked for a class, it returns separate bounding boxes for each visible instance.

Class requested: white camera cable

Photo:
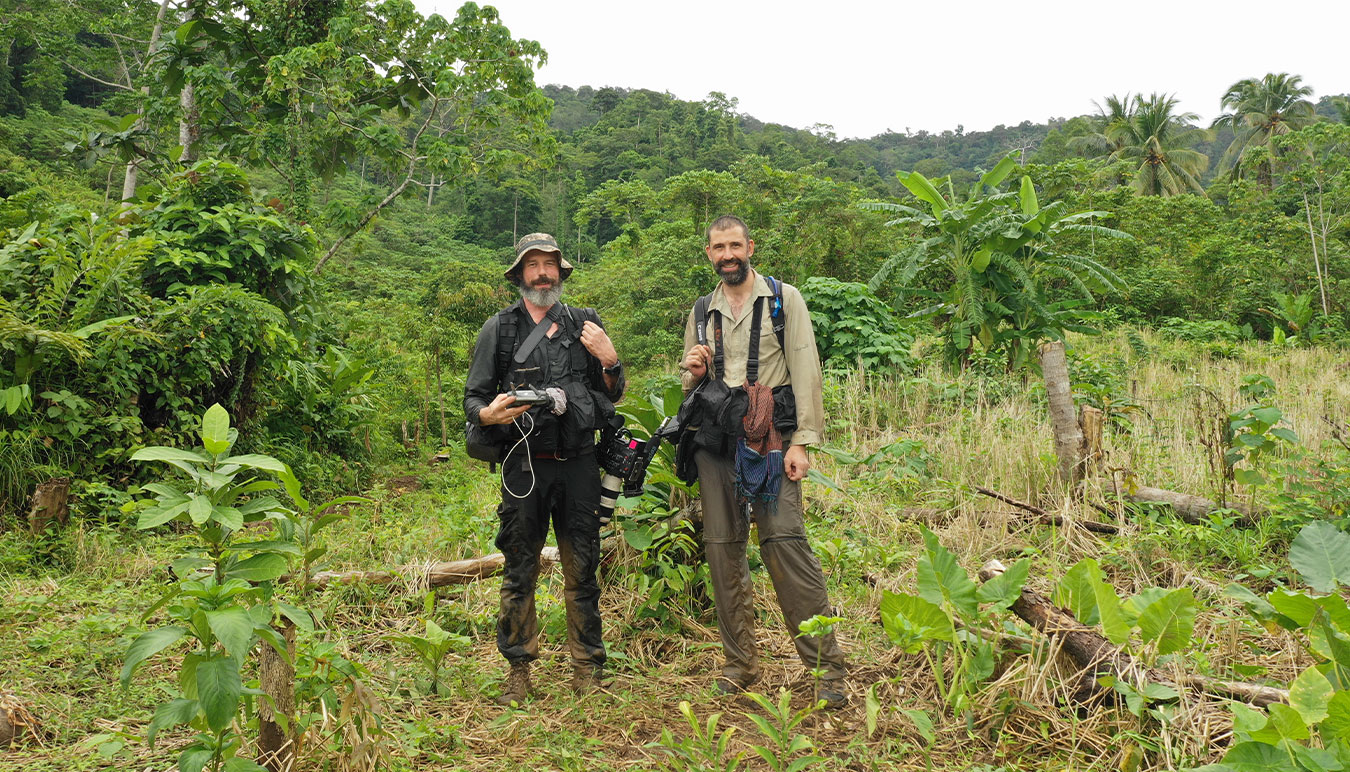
[501,410,537,499]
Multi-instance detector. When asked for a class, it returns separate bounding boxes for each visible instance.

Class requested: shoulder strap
[694,293,712,346]
[746,295,765,385]
[495,308,518,387]
[765,275,786,352]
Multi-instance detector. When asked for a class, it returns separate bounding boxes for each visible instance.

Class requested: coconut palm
[1212,73,1317,185]
[1104,93,1209,196]
[1068,93,1136,158]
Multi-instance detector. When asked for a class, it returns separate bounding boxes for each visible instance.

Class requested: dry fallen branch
[973,485,1121,535]
[1123,485,1256,527]
[977,559,1286,708]
[308,546,562,589]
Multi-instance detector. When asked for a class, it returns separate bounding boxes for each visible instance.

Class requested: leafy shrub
[800,277,914,373]
[1155,317,1252,343]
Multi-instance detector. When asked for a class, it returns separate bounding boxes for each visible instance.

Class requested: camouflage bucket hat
[506,232,574,281]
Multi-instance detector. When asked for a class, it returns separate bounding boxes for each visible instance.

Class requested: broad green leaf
[1323,691,1350,743]
[121,626,188,684]
[979,154,1018,191]
[188,495,212,525]
[223,758,270,772]
[1269,590,1321,629]
[976,558,1029,612]
[200,404,230,454]
[226,553,287,583]
[131,446,209,464]
[219,454,286,472]
[196,656,242,733]
[225,540,302,556]
[236,496,284,516]
[1055,559,1104,626]
[179,747,214,772]
[1268,703,1311,740]
[70,315,135,339]
[137,499,191,529]
[902,708,936,746]
[623,526,654,551]
[1287,741,1343,772]
[1216,741,1297,771]
[146,698,198,746]
[211,506,243,531]
[1018,175,1039,216]
[1290,521,1350,593]
[276,602,314,633]
[865,684,881,738]
[880,591,954,647]
[1136,588,1196,655]
[1093,577,1132,646]
[916,526,978,617]
[896,170,947,215]
[1289,666,1334,725]
[205,607,255,659]
[278,467,308,512]
[1251,406,1282,425]
[970,247,992,273]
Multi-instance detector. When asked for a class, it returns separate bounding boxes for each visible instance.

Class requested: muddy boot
[570,665,603,695]
[494,662,532,706]
[815,679,849,710]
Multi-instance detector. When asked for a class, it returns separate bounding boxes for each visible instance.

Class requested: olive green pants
[696,449,847,686]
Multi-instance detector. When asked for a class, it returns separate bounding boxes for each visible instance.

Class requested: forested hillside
[3,1,1350,771]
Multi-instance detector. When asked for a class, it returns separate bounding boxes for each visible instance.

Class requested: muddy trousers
[495,452,605,670]
[696,449,847,686]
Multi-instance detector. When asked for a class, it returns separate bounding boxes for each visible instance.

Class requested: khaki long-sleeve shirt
[681,273,825,447]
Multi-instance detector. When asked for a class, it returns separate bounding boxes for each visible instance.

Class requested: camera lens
[598,473,623,525]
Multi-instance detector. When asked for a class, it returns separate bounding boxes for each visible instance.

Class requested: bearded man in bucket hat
[463,233,625,705]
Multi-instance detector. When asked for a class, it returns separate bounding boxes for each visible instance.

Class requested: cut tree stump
[977,559,1286,708]
[1040,340,1086,488]
[0,690,39,745]
[27,477,70,534]
[308,546,562,589]
[1122,485,1256,527]
[258,621,296,772]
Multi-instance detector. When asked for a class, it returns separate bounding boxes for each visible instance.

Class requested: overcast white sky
[417,0,1349,140]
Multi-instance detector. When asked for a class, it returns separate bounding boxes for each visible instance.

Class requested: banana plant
[863,152,1129,369]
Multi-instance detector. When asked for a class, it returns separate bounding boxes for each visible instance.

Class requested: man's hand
[682,344,713,379]
[784,444,810,482]
[580,320,618,367]
[478,393,531,426]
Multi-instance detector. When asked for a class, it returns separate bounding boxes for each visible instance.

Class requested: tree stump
[27,477,70,534]
[258,621,296,771]
[1040,341,1085,488]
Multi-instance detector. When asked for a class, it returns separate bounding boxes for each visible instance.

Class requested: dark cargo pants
[495,452,605,670]
[696,448,847,686]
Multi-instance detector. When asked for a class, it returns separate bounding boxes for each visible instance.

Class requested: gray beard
[519,281,563,308]
[719,260,749,286]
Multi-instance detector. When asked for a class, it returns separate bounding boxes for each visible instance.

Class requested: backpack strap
[765,275,786,352]
[495,307,518,390]
[746,295,765,385]
[694,292,722,379]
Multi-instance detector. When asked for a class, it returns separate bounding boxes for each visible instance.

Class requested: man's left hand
[785,444,810,482]
[580,320,618,367]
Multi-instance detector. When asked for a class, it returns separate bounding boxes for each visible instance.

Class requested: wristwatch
[603,360,623,376]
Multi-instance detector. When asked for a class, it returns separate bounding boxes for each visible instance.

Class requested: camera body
[595,418,670,523]
[508,388,553,406]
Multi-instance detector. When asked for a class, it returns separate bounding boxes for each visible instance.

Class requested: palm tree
[1068,93,1136,158]
[1104,93,1210,196]
[1211,73,1316,185]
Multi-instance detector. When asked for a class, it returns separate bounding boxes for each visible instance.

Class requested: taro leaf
[1214,741,1297,771]
[1268,590,1321,630]
[225,553,287,583]
[975,557,1029,613]
[121,626,188,685]
[1322,691,1350,743]
[1267,703,1311,740]
[880,591,954,649]
[196,656,242,733]
[1290,521,1350,593]
[1288,666,1334,726]
[200,403,231,455]
[146,697,198,746]
[916,526,978,618]
[1094,576,1132,646]
[1055,559,1104,626]
[1136,588,1196,655]
[205,607,255,659]
[1288,742,1343,772]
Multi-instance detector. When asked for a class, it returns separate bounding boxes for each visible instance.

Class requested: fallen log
[309,546,561,589]
[977,560,1287,708]
[1123,485,1256,527]
[973,485,1120,535]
